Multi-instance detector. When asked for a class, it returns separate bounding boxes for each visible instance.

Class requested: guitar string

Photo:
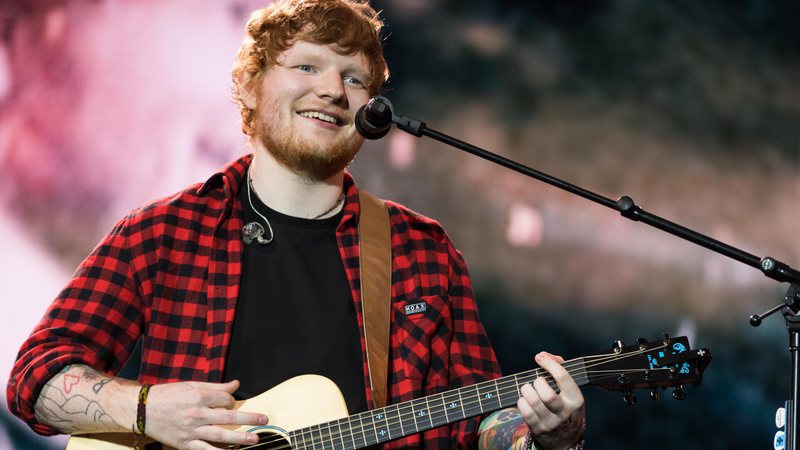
[239,343,688,450]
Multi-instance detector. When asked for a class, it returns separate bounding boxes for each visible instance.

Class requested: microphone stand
[364,96,800,449]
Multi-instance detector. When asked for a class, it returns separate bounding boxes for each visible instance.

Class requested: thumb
[217,379,240,393]
[191,379,240,393]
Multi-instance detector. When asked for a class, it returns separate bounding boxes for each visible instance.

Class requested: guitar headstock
[584,334,711,404]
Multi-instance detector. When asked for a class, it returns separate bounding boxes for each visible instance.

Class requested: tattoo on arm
[78,368,113,393]
[479,409,529,450]
[62,374,80,394]
[93,379,112,394]
[34,365,117,433]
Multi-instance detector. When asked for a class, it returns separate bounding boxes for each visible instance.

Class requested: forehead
[278,41,369,74]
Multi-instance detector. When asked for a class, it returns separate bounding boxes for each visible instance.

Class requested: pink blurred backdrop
[1,1,798,447]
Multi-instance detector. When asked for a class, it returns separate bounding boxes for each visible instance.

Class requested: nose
[315,69,346,105]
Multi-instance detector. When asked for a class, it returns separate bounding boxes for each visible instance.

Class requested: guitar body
[66,374,349,450]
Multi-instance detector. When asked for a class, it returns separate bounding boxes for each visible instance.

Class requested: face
[250,40,372,180]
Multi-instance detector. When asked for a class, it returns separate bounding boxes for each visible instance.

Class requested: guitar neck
[286,358,589,449]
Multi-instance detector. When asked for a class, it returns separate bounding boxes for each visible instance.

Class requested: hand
[145,380,269,450]
[517,352,585,450]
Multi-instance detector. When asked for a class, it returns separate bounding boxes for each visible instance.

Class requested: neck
[249,147,345,219]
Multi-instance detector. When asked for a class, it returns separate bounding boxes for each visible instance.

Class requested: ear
[236,73,259,110]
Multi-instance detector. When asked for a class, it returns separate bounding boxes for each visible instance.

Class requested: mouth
[297,110,346,126]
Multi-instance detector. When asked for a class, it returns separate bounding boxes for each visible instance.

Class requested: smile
[297,110,343,126]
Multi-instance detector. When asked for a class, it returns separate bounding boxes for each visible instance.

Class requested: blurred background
[0,0,797,448]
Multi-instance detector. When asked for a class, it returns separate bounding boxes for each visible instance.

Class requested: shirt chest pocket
[394,295,452,381]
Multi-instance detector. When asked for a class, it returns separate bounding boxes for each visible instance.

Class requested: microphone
[355,96,393,139]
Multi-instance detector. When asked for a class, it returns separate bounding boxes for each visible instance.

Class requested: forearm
[33,364,139,435]
[478,408,531,450]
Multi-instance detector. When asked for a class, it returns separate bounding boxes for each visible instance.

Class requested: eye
[344,75,366,88]
[296,65,315,73]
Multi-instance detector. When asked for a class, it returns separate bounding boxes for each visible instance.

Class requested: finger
[517,383,541,431]
[184,379,240,393]
[208,407,269,427]
[199,379,240,393]
[219,379,240,393]
[537,351,565,364]
[193,425,261,448]
[535,353,583,402]
[523,378,577,435]
[202,389,237,409]
[531,376,564,415]
[197,381,241,409]
[184,439,238,450]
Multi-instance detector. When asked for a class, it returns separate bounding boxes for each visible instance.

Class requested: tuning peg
[672,385,687,400]
[623,390,637,405]
[662,332,670,345]
[612,340,624,354]
[637,337,648,350]
[616,373,628,384]
[650,388,660,402]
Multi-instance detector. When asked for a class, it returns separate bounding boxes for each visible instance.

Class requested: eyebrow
[284,50,370,80]
[344,65,370,81]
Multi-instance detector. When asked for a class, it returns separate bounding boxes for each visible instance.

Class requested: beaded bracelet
[133,384,152,450]
[523,431,534,450]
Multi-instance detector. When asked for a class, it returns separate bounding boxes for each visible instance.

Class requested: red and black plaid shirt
[7,155,501,448]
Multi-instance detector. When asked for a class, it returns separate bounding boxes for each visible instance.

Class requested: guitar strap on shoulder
[357,190,392,409]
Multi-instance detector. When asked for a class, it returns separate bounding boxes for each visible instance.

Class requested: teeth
[299,111,338,124]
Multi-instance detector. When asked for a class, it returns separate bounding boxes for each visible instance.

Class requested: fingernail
[259,415,268,425]
[247,433,259,444]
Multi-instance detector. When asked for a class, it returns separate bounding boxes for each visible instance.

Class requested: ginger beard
[253,95,365,181]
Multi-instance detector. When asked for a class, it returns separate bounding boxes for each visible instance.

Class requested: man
[7,1,585,449]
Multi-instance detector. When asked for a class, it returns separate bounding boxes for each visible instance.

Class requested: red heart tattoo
[63,374,80,394]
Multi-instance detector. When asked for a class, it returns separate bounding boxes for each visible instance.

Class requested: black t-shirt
[224,187,367,414]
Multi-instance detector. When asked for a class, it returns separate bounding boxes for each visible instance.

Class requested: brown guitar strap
[357,190,391,409]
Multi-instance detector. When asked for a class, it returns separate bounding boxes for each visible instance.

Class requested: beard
[255,110,364,181]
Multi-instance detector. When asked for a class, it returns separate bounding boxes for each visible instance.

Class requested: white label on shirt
[404,302,427,316]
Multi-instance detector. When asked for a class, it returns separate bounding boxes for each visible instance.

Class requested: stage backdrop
[1,1,797,448]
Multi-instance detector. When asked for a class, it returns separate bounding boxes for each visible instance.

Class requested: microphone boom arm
[386,102,800,285]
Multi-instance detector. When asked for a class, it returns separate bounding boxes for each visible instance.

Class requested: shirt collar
[196,153,361,229]
[196,154,251,199]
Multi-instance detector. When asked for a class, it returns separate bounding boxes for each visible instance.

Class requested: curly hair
[231,0,388,138]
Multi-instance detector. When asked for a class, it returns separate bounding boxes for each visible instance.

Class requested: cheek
[348,89,371,108]
[257,94,288,124]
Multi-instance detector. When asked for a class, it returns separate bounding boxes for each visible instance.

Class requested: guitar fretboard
[286,358,588,450]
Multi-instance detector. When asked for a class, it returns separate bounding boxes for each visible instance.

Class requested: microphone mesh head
[356,96,392,139]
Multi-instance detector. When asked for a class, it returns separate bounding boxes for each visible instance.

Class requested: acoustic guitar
[66,334,710,450]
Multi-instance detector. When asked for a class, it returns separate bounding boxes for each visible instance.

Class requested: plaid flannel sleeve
[6,214,145,435]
